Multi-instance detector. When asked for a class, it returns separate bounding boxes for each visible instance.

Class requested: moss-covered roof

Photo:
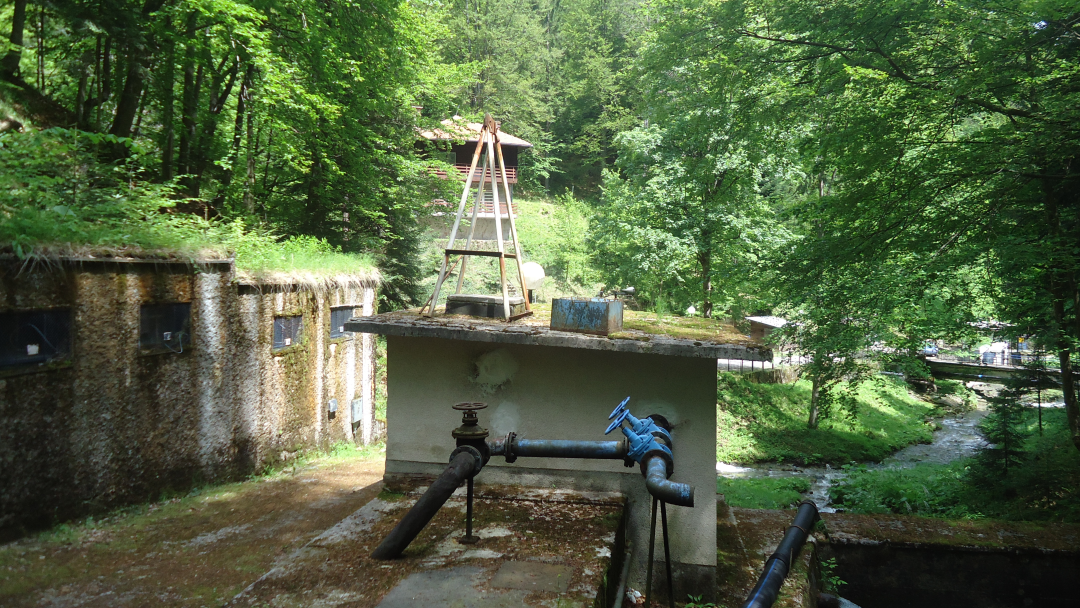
[346,303,769,361]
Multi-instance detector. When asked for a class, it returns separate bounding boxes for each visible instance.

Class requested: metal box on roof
[445,294,527,319]
[550,298,623,336]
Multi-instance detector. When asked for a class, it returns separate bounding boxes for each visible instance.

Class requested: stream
[716,381,998,512]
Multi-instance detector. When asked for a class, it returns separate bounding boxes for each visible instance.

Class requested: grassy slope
[717,373,937,465]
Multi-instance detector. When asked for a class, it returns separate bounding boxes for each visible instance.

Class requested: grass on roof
[398,300,753,345]
[0,127,375,282]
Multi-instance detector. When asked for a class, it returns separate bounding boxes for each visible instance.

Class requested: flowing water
[717,381,996,512]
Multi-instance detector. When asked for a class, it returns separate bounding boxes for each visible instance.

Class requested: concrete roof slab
[345,311,772,361]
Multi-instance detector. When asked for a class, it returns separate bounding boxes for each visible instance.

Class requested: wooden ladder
[422,114,533,321]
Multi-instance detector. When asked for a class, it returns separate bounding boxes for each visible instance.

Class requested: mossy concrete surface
[230,482,624,608]
[819,511,1080,553]
[0,449,386,607]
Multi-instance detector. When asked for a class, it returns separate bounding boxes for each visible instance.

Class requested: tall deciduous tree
[645,0,1079,442]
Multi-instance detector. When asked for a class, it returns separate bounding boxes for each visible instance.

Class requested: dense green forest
[2,0,1078,446]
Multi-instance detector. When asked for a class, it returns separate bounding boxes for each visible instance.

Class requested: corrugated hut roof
[745,316,788,328]
[419,117,533,148]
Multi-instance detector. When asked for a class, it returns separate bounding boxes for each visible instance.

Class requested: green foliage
[0,128,373,275]
[832,410,1080,522]
[1,0,458,302]
[978,386,1031,477]
[819,557,846,594]
[426,0,642,194]
[831,462,973,518]
[716,477,810,510]
[514,193,598,297]
[717,373,936,464]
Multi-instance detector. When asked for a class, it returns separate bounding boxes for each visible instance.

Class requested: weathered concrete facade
[0,259,377,537]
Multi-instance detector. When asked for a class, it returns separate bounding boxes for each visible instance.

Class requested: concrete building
[346,311,771,601]
[0,257,378,537]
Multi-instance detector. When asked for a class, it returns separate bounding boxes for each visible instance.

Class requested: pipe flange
[504,432,517,464]
[450,445,484,478]
[639,449,673,477]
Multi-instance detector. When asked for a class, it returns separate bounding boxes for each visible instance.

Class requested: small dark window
[329,307,355,339]
[140,303,192,354]
[0,309,72,368]
[273,315,303,350]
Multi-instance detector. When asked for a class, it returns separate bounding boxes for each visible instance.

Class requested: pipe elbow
[644,456,694,507]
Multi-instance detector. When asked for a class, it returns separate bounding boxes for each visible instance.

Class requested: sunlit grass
[717,477,810,509]
[717,373,937,465]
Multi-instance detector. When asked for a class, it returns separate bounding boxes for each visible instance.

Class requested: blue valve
[605,397,671,443]
[624,412,671,443]
[605,408,630,435]
[623,425,671,462]
[608,396,630,420]
[603,397,672,464]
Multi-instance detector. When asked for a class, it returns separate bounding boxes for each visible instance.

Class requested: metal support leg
[459,476,479,545]
[645,496,658,607]
[661,501,674,608]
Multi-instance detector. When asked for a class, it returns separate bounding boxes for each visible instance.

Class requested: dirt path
[0,450,385,607]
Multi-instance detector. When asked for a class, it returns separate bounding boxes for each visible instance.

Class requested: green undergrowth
[717,477,811,509]
[717,373,937,465]
[831,410,1080,522]
[0,128,374,278]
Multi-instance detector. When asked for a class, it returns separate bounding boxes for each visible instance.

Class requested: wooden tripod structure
[423,114,532,321]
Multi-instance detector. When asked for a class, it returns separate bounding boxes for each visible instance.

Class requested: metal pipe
[513,439,627,459]
[611,540,633,608]
[371,450,479,559]
[740,500,819,608]
[661,500,674,608]
[643,456,694,507]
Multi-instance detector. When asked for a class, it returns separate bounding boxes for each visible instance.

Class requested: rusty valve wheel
[452,402,488,411]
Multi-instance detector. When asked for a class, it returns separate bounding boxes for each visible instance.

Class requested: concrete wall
[383,336,718,597]
[0,260,377,538]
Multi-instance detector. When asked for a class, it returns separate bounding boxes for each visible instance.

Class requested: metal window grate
[0,309,72,368]
[273,315,303,349]
[329,307,355,338]
[140,303,192,354]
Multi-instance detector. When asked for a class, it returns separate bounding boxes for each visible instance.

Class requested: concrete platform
[228,486,624,608]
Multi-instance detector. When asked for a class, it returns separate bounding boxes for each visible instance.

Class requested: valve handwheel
[453,402,488,411]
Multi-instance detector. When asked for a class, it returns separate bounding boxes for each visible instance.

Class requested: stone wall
[0,259,377,537]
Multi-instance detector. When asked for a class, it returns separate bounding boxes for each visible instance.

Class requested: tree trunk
[244,113,257,214]
[700,248,713,318]
[192,52,240,195]
[108,0,166,140]
[108,52,144,147]
[808,375,821,429]
[79,35,111,130]
[0,0,27,78]
[160,40,175,180]
[1043,176,1080,451]
[178,12,201,186]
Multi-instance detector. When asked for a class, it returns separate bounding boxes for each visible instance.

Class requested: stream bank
[718,381,994,511]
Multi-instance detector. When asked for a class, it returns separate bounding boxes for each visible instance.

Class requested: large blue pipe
[509,438,627,459]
